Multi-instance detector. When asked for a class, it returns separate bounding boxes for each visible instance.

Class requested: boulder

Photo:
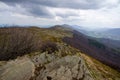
[0,57,35,80]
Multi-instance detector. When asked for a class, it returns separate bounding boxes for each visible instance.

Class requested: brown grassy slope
[80,53,120,80]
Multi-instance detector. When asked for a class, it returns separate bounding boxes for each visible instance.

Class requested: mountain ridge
[0,25,120,80]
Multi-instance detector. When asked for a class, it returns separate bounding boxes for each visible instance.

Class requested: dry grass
[80,53,120,80]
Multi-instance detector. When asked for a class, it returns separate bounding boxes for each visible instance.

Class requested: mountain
[95,38,120,49]
[0,26,120,80]
[80,28,120,51]
[64,25,120,50]
[62,24,88,34]
[63,30,120,71]
[83,28,120,40]
[104,28,120,35]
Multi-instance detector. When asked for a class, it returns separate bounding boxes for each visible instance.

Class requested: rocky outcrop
[32,53,93,80]
[0,52,93,80]
[0,57,35,80]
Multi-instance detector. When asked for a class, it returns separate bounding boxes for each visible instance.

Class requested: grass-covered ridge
[0,26,72,60]
[0,26,120,79]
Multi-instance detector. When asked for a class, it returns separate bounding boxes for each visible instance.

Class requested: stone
[36,55,93,80]
[0,57,35,80]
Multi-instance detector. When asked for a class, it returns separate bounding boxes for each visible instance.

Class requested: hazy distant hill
[85,28,120,40]
[95,38,120,49]
[83,28,120,50]
[62,24,120,41]
[63,24,120,49]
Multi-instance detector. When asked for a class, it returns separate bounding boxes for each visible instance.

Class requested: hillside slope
[0,26,120,80]
[63,30,120,71]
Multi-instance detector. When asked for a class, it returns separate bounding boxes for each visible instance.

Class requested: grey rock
[36,55,93,80]
[0,53,94,80]
[0,57,35,80]
[32,52,59,67]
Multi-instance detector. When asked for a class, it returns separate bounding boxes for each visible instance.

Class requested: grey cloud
[56,12,79,18]
[0,0,119,18]
[27,6,50,18]
[21,4,54,18]
[0,1,54,18]
[0,0,110,9]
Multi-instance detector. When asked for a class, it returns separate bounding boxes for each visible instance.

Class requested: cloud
[48,8,80,18]
[0,1,54,18]
[22,5,54,18]
[0,0,119,18]
[0,0,120,28]
[0,0,111,9]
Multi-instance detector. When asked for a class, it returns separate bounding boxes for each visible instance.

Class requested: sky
[0,0,120,28]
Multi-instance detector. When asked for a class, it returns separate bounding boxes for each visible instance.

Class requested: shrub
[0,28,41,60]
[40,41,58,54]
